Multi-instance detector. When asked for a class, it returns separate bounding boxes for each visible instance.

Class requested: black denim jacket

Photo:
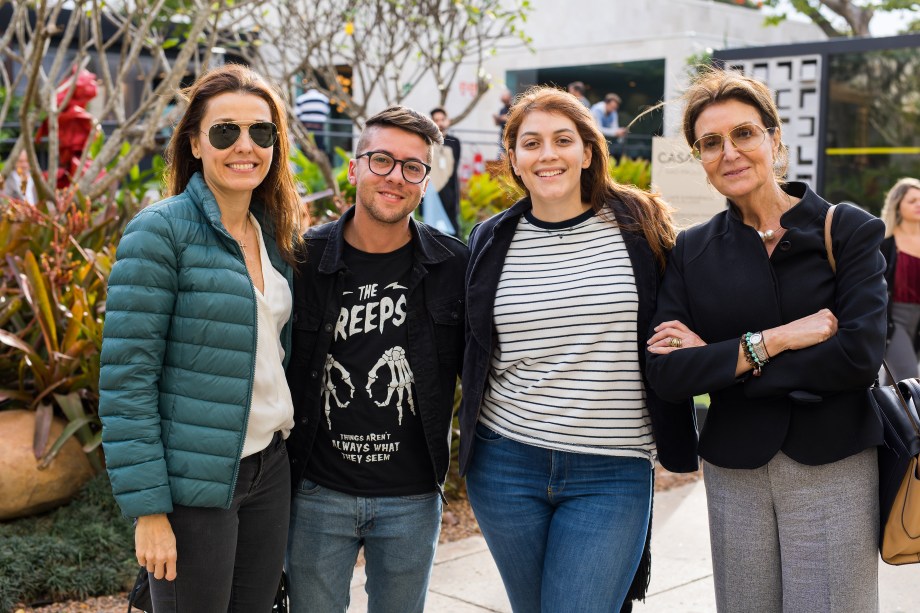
[286,207,469,495]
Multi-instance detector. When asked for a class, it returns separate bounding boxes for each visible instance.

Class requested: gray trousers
[884,302,920,383]
[704,448,879,613]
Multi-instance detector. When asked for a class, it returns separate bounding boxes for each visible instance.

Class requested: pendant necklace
[757,192,793,243]
[235,214,253,257]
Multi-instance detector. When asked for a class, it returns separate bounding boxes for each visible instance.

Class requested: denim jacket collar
[316,205,456,275]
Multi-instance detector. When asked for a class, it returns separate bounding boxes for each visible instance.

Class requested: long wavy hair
[164,63,302,265]
[881,177,920,237]
[501,86,676,269]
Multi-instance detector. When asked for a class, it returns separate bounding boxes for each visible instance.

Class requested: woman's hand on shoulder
[764,308,837,356]
[135,513,178,581]
[648,320,707,354]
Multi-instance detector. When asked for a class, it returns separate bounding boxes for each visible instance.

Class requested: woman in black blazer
[645,69,886,612]
[880,177,920,382]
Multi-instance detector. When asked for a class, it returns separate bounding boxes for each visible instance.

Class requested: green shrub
[0,474,135,611]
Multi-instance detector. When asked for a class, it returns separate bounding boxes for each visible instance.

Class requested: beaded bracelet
[742,332,769,376]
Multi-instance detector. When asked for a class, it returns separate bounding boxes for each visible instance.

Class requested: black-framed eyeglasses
[356,150,431,184]
[202,121,278,150]
[691,123,777,163]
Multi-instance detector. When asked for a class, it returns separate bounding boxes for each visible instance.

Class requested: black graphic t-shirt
[305,241,435,496]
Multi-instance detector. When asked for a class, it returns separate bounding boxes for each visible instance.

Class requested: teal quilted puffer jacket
[99,172,293,518]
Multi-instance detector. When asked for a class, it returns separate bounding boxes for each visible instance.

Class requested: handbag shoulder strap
[825,203,837,273]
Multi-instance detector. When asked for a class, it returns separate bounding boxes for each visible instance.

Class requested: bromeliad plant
[0,191,126,472]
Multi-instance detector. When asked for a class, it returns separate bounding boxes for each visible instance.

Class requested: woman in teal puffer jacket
[99,64,303,612]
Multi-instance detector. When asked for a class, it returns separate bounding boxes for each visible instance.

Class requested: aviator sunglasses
[203,121,278,150]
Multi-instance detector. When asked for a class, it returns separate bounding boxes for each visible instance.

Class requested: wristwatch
[749,332,770,363]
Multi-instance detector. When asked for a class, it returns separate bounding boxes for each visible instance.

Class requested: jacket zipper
[226,223,258,508]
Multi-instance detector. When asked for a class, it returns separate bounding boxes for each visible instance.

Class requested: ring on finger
[668,337,682,348]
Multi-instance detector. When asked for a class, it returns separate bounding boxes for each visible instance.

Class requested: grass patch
[0,474,135,611]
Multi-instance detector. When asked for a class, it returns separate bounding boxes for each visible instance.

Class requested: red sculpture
[36,69,99,189]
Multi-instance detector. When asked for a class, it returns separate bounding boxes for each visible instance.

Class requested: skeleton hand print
[323,354,354,429]
[366,346,415,425]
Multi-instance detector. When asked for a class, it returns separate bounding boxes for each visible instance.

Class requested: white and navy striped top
[479,207,655,461]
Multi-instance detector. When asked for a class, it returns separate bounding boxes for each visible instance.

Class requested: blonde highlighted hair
[881,177,920,237]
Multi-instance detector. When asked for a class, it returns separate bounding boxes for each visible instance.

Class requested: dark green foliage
[0,475,135,611]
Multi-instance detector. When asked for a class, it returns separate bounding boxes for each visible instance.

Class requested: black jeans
[149,432,290,612]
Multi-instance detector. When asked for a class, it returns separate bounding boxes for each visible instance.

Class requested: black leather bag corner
[127,567,152,613]
[871,381,919,523]
[128,569,288,612]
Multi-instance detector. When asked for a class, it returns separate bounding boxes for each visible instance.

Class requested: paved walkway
[347,480,920,612]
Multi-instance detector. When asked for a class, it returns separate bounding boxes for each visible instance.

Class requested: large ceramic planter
[0,409,94,520]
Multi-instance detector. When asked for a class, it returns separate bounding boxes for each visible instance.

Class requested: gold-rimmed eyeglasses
[691,123,777,164]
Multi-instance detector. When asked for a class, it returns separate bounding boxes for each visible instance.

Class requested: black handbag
[127,567,152,613]
[127,568,288,612]
[868,363,920,564]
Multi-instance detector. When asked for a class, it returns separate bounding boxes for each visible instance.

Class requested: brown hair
[681,67,788,179]
[356,106,443,163]
[881,177,920,237]
[165,63,302,265]
[501,86,676,269]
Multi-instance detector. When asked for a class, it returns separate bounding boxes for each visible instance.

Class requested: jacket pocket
[430,296,464,365]
[290,306,323,363]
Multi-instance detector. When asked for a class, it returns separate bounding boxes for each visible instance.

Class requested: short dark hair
[430,107,447,118]
[604,93,621,105]
[356,106,443,161]
[567,81,586,95]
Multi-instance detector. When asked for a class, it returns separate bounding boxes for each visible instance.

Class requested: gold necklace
[234,214,253,254]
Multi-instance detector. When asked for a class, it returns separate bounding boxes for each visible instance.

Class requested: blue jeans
[466,423,653,613]
[148,432,290,613]
[286,479,442,613]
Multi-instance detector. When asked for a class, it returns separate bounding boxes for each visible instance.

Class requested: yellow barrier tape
[825,147,920,155]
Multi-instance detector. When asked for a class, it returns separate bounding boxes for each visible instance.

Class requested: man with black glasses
[285,106,468,613]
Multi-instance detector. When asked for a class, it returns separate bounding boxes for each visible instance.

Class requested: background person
[459,86,698,612]
[99,64,302,612]
[2,150,38,205]
[566,80,590,108]
[285,106,468,613]
[646,68,886,613]
[295,84,331,155]
[428,107,462,235]
[591,93,628,141]
[880,176,920,382]
[493,89,512,156]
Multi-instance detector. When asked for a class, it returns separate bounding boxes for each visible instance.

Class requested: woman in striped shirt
[459,86,698,612]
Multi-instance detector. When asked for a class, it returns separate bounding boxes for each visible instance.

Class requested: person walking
[285,106,469,613]
[459,86,698,612]
[880,177,920,382]
[646,68,886,613]
[99,64,303,612]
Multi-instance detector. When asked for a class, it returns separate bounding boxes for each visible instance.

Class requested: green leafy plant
[609,155,652,190]
[0,474,136,611]
[0,192,128,471]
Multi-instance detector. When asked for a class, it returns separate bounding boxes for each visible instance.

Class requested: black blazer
[458,197,699,476]
[646,183,886,469]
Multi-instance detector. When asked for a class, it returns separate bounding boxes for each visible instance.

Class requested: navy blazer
[646,183,886,469]
[459,197,700,476]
